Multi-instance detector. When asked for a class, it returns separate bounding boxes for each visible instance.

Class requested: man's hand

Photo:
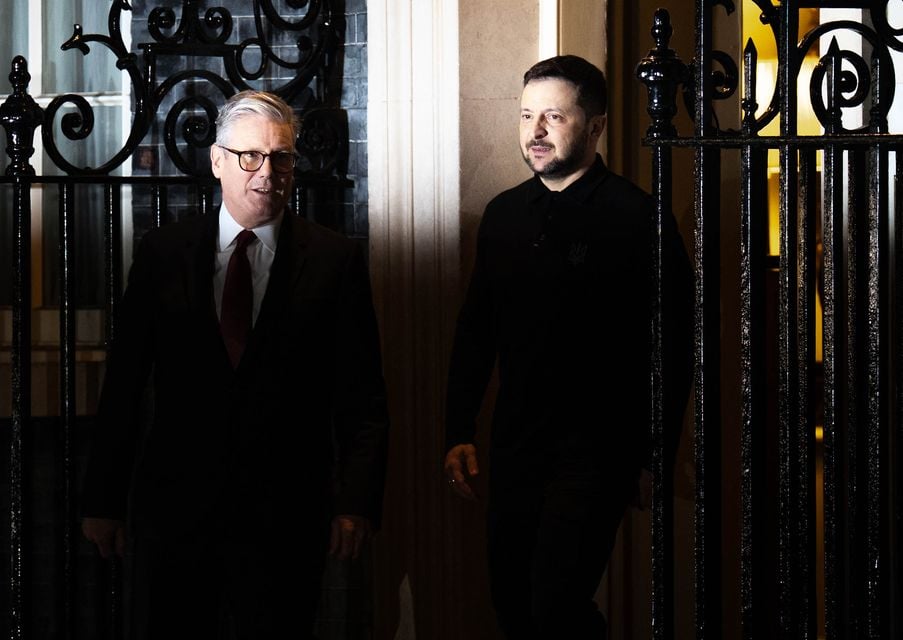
[329,515,372,561]
[444,443,479,500]
[82,517,126,559]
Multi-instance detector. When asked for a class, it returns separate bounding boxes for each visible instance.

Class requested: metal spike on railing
[742,39,759,135]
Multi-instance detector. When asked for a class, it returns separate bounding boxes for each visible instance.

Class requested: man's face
[210,114,295,229]
[519,78,604,184]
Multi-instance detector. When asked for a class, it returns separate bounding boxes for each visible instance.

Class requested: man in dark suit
[81,91,389,638]
[444,56,692,638]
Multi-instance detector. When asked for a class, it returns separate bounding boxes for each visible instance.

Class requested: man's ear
[210,145,223,179]
[589,114,607,140]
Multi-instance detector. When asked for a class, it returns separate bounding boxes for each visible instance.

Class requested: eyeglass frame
[216,145,299,173]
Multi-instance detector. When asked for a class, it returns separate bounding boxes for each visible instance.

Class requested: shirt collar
[217,203,282,254]
[527,154,610,205]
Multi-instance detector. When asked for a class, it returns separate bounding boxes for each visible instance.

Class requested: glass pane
[43,1,121,94]
[0,2,28,94]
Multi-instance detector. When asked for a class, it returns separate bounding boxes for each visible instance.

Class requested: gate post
[0,54,41,640]
[637,10,688,640]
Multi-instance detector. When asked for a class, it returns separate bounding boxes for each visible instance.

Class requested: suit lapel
[240,212,310,369]
[183,214,219,327]
[178,213,232,370]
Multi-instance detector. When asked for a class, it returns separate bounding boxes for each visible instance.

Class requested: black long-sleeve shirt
[445,156,692,500]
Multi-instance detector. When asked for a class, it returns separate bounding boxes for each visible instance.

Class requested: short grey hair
[215,90,300,145]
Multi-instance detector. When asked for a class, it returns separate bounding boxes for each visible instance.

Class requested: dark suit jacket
[82,211,389,542]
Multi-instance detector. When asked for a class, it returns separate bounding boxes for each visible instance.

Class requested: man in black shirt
[444,56,692,638]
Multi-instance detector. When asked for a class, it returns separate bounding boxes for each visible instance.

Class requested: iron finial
[0,57,44,176]
[636,9,688,138]
[651,8,673,52]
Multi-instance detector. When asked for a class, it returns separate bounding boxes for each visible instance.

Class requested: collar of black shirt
[527,154,610,205]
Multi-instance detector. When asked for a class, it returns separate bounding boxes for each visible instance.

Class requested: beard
[522,132,591,178]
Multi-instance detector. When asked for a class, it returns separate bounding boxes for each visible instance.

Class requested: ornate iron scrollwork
[638,1,901,138]
[803,23,895,134]
[146,3,234,45]
[870,1,903,54]
[32,0,344,178]
[682,51,740,131]
[297,107,348,176]
[682,0,740,132]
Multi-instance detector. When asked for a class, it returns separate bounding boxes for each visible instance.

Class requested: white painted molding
[538,0,559,60]
[367,5,462,636]
[368,0,461,327]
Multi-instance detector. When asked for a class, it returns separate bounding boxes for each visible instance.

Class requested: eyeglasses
[217,145,298,173]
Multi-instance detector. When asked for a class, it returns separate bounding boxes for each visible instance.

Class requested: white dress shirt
[213,204,281,326]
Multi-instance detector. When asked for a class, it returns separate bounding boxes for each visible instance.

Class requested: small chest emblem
[568,242,588,267]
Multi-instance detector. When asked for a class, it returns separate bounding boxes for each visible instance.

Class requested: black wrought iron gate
[0,1,354,638]
[639,1,901,638]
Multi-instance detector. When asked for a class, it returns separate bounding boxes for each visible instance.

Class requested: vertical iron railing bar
[152,183,161,229]
[777,150,800,636]
[864,137,889,640]
[9,175,33,640]
[777,4,800,635]
[104,184,123,346]
[739,39,763,640]
[102,182,124,640]
[692,0,722,636]
[868,49,890,639]
[822,138,845,640]
[693,149,724,640]
[739,139,767,640]
[199,182,214,218]
[818,33,850,640]
[650,140,674,640]
[893,147,903,640]
[849,146,866,640]
[151,183,168,229]
[58,182,77,640]
[796,148,818,640]
[635,11,686,637]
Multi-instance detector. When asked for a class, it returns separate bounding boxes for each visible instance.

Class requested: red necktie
[221,229,256,368]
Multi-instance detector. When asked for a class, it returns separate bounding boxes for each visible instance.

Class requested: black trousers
[487,469,632,640]
[130,520,329,640]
